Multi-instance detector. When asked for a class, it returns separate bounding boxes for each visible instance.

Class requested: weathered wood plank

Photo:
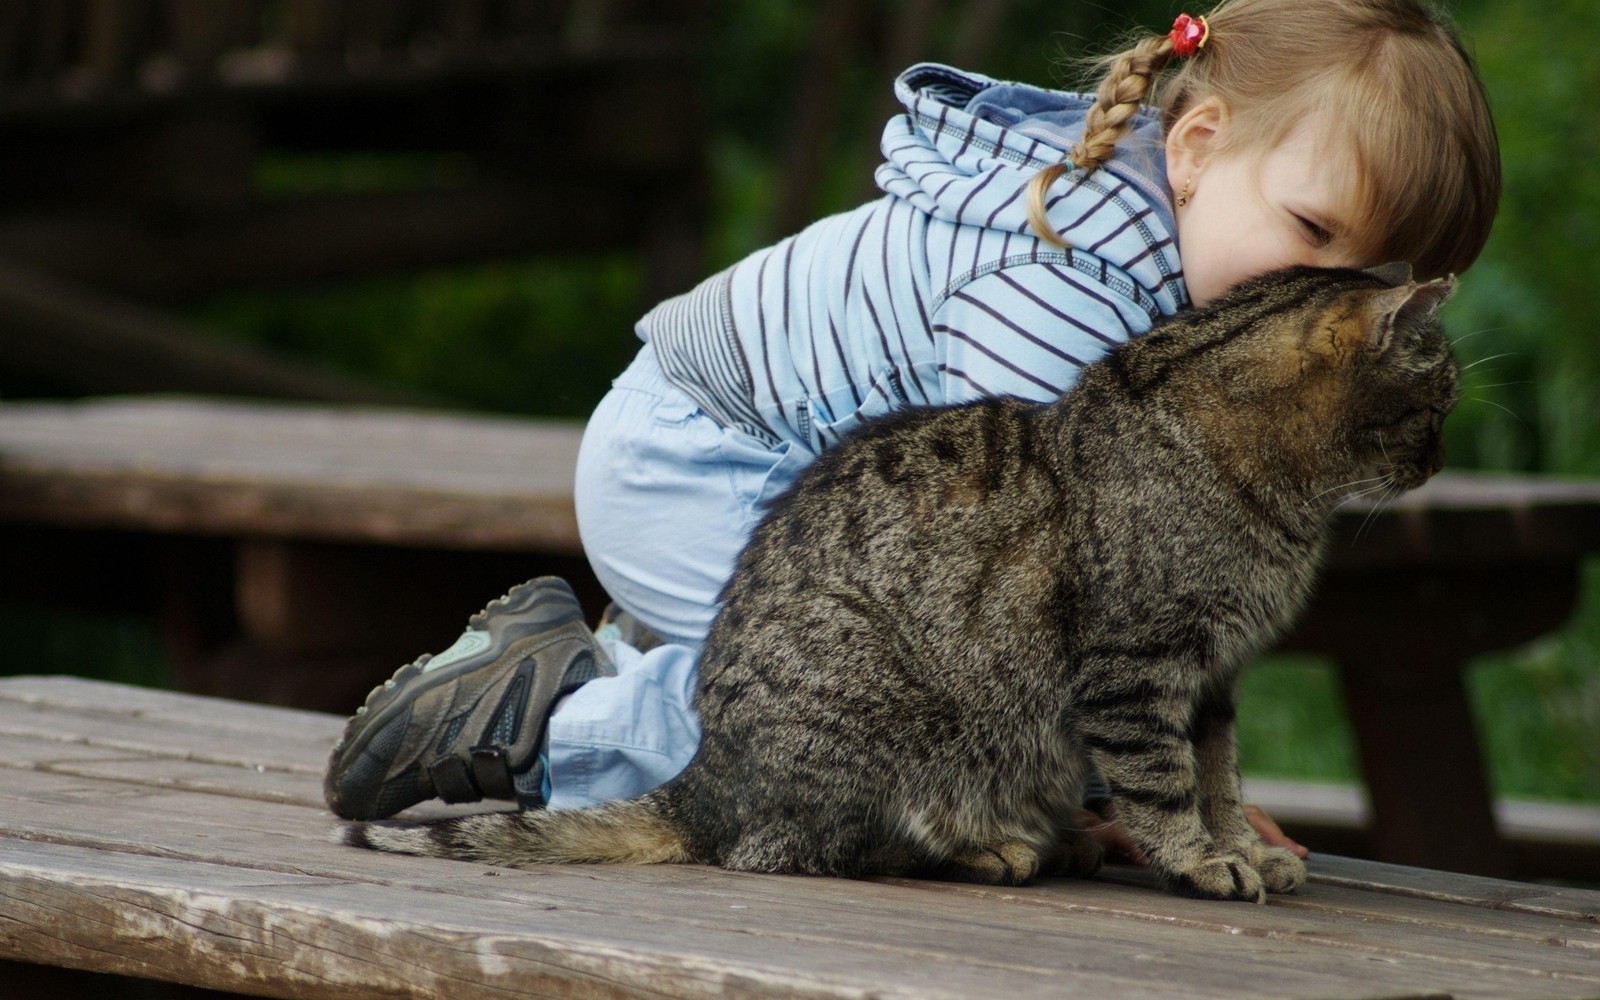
[0,827,1421,1000]
[904,873,1600,975]
[4,677,1600,998]
[0,399,581,488]
[1308,854,1600,923]
[0,674,341,743]
[0,830,1568,1000]
[0,398,586,551]
[3,760,1599,999]
[0,698,329,775]
[5,675,1600,931]
[6,841,946,1000]
[0,736,321,807]
[1271,882,1600,952]
[10,738,1597,964]
[6,677,1598,893]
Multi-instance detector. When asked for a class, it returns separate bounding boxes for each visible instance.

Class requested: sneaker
[323,576,614,820]
[595,602,665,653]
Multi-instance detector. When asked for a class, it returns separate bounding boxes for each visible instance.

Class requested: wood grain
[5,397,1600,559]
[0,398,587,552]
[1,676,1598,999]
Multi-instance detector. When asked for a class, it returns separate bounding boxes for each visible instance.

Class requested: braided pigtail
[1025,33,1179,248]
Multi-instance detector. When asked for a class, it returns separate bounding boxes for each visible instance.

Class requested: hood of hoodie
[876,63,1187,315]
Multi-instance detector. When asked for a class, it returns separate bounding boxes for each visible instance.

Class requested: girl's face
[1168,105,1368,307]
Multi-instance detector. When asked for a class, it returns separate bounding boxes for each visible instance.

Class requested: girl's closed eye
[1295,214,1334,248]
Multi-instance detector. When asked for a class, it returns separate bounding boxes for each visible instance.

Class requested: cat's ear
[1365,275,1457,354]
[1363,262,1413,288]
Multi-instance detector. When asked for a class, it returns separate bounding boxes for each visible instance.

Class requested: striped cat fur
[342,264,1457,902]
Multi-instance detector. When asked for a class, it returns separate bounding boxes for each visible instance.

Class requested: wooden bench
[3,675,1599,1000]
[0,1,710,303]
[0,1,710,408]
[2,396,1599,883]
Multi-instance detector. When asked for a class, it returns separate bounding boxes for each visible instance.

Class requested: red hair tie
[1170,13,1210,57]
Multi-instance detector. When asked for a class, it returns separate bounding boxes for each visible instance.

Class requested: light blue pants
[545,344,813,809]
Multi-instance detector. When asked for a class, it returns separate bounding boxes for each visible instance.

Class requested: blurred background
[0,0,1593,812]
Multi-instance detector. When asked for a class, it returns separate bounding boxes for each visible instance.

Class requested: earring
[1177,177,1191,208]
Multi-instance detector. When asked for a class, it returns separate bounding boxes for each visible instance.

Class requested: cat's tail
[335,789,695,867]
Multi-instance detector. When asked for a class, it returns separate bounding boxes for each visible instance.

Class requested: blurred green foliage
[195,256,643,418]
[1470,564,1600,802]
[1441,0,1600,477]
[155,1,1600,802]
[0,603,170,690]
[1237,564,1600,803]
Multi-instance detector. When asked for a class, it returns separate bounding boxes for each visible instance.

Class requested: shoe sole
[323,577,591,819]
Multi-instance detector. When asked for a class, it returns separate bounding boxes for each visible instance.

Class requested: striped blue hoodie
[638,63,1189,453]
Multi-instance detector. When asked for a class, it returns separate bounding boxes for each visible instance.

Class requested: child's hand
[1079,802,1308,865]
[1244,803,1309,859]
[1078,806,1148,865]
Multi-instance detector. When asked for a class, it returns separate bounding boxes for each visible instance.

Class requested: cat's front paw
[1165,852,1267,903]
[1246,845,1306,894]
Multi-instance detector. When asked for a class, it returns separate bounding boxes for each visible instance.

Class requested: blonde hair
[1025,0,1500,281]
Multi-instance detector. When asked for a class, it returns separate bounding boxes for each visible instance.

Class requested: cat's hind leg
[717,810,880,878]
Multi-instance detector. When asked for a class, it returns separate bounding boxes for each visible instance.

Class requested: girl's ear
[1164,97,1229,195]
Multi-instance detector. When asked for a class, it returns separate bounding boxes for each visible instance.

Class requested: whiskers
[1454,347,1532,426]
[1302,454,1404,546]
[1348,435,1406,545]
[1303,475,1402,548]
[1458,395,1528,427]
[1449,325,1506,349]
[1303,475,1388,511]
[1351,482,1403,546]
[1456,352,1531,395]
[1458,351,1519,374]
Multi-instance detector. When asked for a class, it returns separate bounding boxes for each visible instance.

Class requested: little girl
[326,0,1500,849]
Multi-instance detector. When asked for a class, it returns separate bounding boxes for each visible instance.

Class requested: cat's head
[1163,264,1459,499]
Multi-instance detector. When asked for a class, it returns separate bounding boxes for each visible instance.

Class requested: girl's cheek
[1272,234,1314,269]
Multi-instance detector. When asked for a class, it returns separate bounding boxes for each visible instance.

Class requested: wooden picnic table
[1,396,1598,883]
[1,674,1598,1000]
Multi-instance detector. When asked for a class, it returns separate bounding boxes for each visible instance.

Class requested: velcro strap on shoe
[427,756,481,804]
[469,745,516,800]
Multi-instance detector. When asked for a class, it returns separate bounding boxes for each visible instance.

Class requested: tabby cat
[342,264,1457,902]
